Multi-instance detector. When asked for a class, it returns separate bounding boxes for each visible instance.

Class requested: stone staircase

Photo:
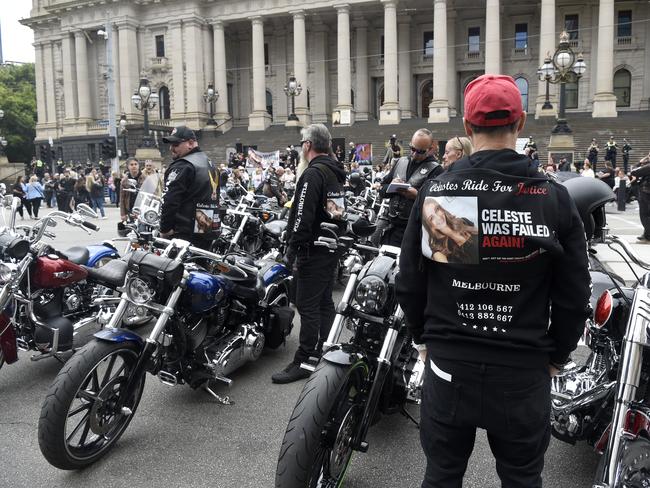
[197,111,650,170]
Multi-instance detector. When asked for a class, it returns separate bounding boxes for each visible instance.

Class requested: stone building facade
[23,0,650,160]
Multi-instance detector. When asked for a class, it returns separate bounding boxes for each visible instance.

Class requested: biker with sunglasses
[377,128,443,246]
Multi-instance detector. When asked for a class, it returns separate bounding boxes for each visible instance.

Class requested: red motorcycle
[0,201,130,370]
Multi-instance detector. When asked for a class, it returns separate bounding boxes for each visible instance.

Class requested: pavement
[0,201,646,488]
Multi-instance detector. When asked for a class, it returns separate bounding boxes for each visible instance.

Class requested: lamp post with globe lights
[131,76,159,148]
[119,113,128,159]
[204,83,219,126]
[283,75,302,127]
[537,57,554,111]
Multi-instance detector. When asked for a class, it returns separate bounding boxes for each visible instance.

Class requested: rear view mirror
[77,204,98,219]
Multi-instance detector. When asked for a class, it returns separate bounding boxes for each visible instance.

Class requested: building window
[264,43,269,68]
[421,80,433,118]
[380,35,384,64]
[155,35,165,58]
[617,10,632,38]
[227,83,233,115]
[565,80,578,109]
[266,90,273,116]
[158,86,170,119]
[514,24,527,50]
[614,69,631,107]
[468,27,480,53]
[565,14,579,40]
[514,77,528,112]
[423,31,434,58]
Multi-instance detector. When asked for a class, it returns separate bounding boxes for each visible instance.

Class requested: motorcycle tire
[275,359,369,488]
[0,348,4,371]
[38,339,145,470]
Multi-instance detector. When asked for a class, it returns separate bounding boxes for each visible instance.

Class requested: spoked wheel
[276,360,368,488]
[38,340,145,470]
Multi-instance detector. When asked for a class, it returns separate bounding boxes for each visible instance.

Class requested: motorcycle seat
[62,246,90,265]
[83,259,129,287]
[264,220,287,238]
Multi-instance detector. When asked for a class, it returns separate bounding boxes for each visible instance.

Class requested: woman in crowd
[72,177,91,210]
[251,166,265,191]
[24,175,45,219]
[12,176,26,219]
[581,161,595,178]
[87,169,106,218]
[442,136,473,170]
[598,160,615,189]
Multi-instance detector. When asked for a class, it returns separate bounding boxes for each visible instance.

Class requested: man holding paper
[378,128,443,246]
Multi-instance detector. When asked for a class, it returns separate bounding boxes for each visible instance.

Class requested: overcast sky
[2,2,35,63]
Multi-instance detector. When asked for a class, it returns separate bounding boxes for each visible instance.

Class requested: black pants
[420,355,551,488]
[57,193,72,213]
[380,221,407,247]
[293,249,338,364]
[24,198,42,218]
[639,191,650,239]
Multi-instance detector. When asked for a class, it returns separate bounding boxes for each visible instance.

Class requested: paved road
[0,201,645,488]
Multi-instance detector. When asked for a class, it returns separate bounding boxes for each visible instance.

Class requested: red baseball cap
[464,75,523,127]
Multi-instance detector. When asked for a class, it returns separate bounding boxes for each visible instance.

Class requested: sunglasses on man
[410,145,430,155]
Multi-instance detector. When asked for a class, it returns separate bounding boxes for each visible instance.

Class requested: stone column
[447,11,457,116]
[312,21,330,122]
[398,15,412,119]
[202,25,214,93]
[34,42,48,129]
[42,42,58,125]
[429,0,449,122]
[354,19,369,121]
[643,7,650,110]
[184,19,206,124]
[74,31,92,121]
[291,10,311,125]
[169,20,185,118]
[248,16,272,131]
[117,22,140,119]
[111,24,121,119]
[592,0,618,117]
[484,0,501,74]
[61,33,77,122]
[212,20,232,131]
[379,0,400,124]
[535,0,557,117]
[335,4,355,124]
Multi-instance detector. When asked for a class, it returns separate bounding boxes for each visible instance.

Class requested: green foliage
[0,64,36,163]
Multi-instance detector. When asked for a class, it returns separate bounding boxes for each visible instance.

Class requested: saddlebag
[266,305,295,349]
[127,250,184,288]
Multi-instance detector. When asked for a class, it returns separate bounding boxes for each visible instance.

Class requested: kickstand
[204,384,233,405]
[401,406,419,428]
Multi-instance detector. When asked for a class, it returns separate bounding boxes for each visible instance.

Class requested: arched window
[421,80,433,118]
[614,69,631,107]
[514,77,528,112]
[266,90,273,116]
[158,86,171,120]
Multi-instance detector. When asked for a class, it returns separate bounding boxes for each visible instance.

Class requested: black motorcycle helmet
[561,176,615,241]
[351,216,377,238]
[349,172,362,188]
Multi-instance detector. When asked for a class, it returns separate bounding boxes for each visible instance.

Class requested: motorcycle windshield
[132,175,163,217]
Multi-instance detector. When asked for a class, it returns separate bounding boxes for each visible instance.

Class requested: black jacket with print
[396,149,591,369]
[286,155,346,258]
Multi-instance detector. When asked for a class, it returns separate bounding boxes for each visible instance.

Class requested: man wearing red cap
[396,75,590,487]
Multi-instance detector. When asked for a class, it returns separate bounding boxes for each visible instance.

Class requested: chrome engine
[205,323,265,384]
[550,350,616,440]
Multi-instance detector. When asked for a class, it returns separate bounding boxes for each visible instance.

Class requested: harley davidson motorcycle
[275,233,423,488]
[545,176,650,486]
[38,236,294,469]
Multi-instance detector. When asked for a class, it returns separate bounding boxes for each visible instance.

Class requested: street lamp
[204,83,219,126]
[131,76,159,148]
[542,31,587,134]
[119,113,128,159]
[537,55,554,110]
[283,75,302,122]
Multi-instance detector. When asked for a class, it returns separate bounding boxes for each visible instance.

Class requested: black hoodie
[396,149,591,369]
[286,154,347,257]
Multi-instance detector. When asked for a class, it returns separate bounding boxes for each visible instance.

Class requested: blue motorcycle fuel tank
[259,261,291,286]
[184,271,231,313]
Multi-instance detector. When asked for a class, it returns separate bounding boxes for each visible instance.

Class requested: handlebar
[606,234,650,271]
[82,221,99,231]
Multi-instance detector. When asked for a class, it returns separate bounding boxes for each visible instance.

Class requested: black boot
[271,362,310,384]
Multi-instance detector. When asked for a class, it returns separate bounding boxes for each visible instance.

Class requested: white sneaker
[100,216,108,220]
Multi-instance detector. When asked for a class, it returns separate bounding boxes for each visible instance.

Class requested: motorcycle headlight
[142,209,160,226]
[355,275,388,314]
[0,263,15,285]
[126,277,155,305]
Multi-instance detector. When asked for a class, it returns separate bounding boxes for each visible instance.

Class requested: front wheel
[276,360,369,488]
[38,340,145,470]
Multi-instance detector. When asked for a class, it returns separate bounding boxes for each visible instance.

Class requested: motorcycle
[38,236,294,469]
[275,232,423,487]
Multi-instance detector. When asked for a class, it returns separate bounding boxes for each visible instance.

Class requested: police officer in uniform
[397,75,591,487]
[378,129,443,246]
[160,126,219,249]
[272,123,346,384]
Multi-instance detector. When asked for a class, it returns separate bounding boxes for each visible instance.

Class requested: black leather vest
[388,156,441,221]
[182,151,219,202]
